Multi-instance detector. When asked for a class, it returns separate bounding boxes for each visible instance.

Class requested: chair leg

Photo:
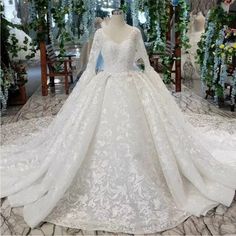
[65,75,69,94]
[70,75,73,84]
[49,76,55,87]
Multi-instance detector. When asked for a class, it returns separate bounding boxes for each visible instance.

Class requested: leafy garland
[26,0,189,83]
[79,0,96,44]
[51,5,71,56]
[196,5,236,98]
[176,0,190,49]
[133,0,190,83]
[136,0,169,52]
[28,0,49,42]
[28,0,85,55]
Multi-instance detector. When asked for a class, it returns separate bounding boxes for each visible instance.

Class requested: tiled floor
[1,76,236,236]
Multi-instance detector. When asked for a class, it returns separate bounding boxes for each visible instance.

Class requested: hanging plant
[51,6,71,56]
[8,33,36,60]
[197,22,216,88]
[134,0,190,83]
[28,0,85,50]
[135,0,170,82]
[120,0,128,13]
[196,5,236,99]
[79,0,96,44]
[72,0,86,39]
[28,0,48,42]
[175,0,190,49]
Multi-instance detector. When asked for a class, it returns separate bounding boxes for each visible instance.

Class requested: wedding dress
[1,26,236,234]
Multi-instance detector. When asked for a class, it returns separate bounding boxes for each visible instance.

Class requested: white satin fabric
[1,26,236,234]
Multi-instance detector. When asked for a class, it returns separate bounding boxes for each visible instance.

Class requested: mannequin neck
[103,14,131,43]
[109,14,126,28]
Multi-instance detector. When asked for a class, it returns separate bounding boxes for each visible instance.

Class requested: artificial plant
[132,0,190,83]
[28,0,85,55]
[196,4,236,99]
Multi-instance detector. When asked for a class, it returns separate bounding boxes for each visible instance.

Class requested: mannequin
[11,10,21,24]
[76,17,104,77]
[192,12,205,32]
[182,11,206,80]
[221,0,236,13]
[103,9,133,43]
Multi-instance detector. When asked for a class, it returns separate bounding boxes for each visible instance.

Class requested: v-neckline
[101,26,134,45]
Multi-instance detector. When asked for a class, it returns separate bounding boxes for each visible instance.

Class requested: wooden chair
[149,41,175,78]
[46,44,76,94]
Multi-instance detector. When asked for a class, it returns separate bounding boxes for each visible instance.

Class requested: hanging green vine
[51,5,71,56]
[28,0,85,56]
[196,5,235,98]
[28,0,48,42]
[176,0,190,49]
[135,0,190,83]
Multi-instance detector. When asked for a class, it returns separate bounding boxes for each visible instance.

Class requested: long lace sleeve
[77,29,102,90]
[135,28,153,72]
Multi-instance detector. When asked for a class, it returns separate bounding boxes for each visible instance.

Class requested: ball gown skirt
[1,26,236,234]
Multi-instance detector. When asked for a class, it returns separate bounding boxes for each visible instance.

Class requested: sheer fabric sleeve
[77,29,102,90]
[135,28,153,73]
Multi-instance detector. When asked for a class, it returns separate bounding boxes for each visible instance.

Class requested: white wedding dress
[1,26,236,234]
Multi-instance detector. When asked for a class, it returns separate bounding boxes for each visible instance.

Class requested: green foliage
[215,83,224,98]
[28,0,84,57]
[140,0,169,51]
[196,5,236,97]
[28,0,48,42]
[176,0,190,49]
[8,34,36,59]
[197,6,235,67]
[137,0,190,84]
[72,0,85,15]
[120,0,128,13]
[1,2,36,110]
[51,6,72,56]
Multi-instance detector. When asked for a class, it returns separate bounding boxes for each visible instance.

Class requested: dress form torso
[103,14,133,44]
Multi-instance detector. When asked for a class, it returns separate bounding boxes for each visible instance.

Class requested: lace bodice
[85,26,151,75]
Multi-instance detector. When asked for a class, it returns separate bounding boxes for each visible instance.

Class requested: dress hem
[45,214,191,234]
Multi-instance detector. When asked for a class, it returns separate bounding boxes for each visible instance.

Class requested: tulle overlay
[1,26,236,234]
